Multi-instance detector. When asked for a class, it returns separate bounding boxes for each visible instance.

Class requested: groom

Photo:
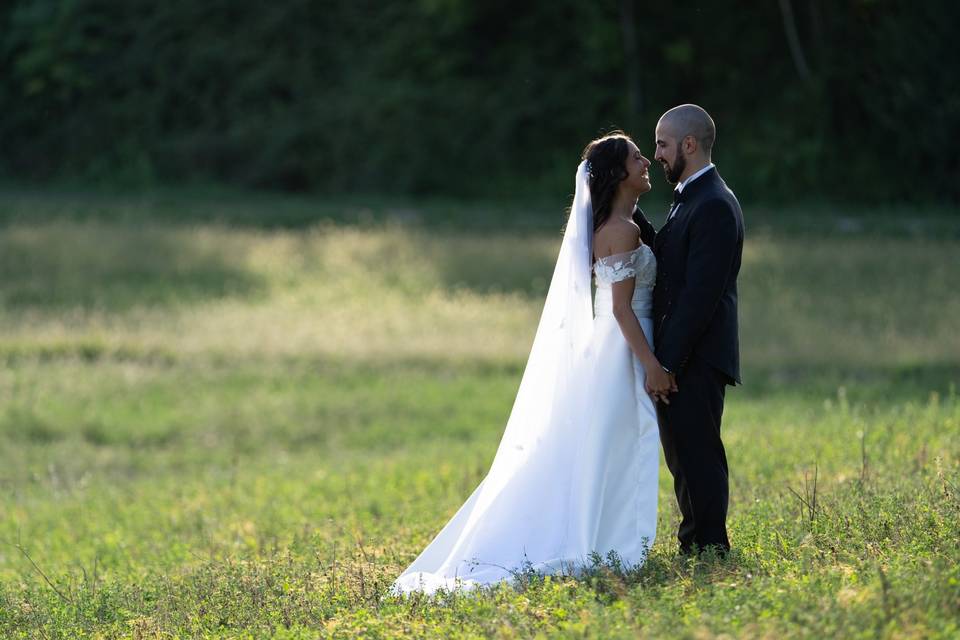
[633,104,744,556]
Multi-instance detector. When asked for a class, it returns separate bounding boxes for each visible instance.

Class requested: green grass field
[0,188,958,638]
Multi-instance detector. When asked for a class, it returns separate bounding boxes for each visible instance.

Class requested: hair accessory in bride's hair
[585,160,594,180]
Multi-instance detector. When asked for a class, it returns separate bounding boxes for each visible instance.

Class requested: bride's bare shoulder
[593,218,640,260]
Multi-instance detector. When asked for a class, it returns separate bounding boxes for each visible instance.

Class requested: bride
[392,132,673,595]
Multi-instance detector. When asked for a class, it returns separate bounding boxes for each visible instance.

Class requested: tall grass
[0,190,957,637]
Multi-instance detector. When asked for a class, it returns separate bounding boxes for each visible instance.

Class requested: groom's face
[654,124,686,185]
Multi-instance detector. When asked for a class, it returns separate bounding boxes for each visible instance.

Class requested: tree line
[1,0,956,203]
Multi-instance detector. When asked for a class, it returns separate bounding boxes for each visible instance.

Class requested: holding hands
[644,362,678,404]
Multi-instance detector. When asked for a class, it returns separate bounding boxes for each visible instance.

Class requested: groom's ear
[681,135,698,156]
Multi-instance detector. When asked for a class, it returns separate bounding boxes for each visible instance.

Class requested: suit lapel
[654,216,671,252]
[654,168,721,252]
[655,203,681,252]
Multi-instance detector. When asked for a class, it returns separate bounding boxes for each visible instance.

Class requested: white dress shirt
[667,162,715,221]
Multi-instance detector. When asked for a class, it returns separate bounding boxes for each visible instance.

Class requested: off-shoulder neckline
[593,243,652,265]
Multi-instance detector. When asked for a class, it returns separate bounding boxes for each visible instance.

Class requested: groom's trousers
[656,353,731,554]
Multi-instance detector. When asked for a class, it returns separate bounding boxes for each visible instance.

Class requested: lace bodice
[592,245,657,318]
[593,245,656,288]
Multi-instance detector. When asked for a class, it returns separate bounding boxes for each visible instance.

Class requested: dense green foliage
[1,1,957,201]
[0,187,958,637]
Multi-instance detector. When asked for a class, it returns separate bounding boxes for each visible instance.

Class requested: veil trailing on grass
[392,162,606,593]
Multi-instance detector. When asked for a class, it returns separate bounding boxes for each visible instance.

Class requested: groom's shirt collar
[675,162,715,195]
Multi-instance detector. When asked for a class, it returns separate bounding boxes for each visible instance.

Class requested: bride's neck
[611,189,638,221]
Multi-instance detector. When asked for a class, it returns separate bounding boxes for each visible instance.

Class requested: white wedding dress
[392,163,660,595]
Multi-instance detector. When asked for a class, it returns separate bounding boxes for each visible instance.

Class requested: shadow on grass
[0,187,565,232]
[2,186,957,237]
[303,357,959,453]
[0,223,265,311]
[585,548,739,605]
[736,362,960,404]
[389,547,743,608]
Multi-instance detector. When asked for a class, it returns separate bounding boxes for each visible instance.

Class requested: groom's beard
[662,152,686,184]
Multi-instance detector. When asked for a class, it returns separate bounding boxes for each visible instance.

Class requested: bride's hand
[644,362,675,404]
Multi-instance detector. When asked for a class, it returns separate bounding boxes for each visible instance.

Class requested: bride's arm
[605,239,674,399]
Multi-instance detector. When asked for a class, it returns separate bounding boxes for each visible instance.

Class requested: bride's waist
[593,287,652,318]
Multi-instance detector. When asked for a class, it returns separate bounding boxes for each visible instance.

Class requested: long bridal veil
[489,159,595,472]
[392,162,609,594]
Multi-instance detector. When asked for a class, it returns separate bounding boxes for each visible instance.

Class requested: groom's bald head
[657,104,716,157]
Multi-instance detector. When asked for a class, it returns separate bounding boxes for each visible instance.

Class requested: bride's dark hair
[582,131,632,233]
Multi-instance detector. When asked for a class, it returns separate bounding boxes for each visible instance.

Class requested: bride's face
[622,142,652,195]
